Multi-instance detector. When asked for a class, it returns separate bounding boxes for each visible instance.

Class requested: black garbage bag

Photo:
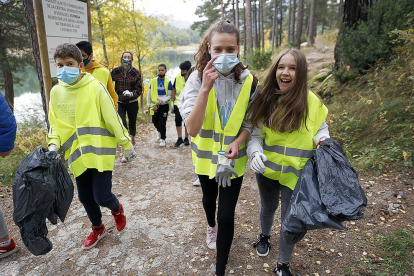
[13,147,74,256]
[282,138,367,245]
[315,138,367,220]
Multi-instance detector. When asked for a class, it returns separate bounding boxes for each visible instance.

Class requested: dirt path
[2,43,414,275]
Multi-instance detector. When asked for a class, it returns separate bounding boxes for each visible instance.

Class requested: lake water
[12,50,196,124]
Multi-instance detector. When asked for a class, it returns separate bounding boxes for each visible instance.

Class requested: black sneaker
[174,138,184,148]
[274,263,293,276]
[253,233,271,257]
[183,137,190,146]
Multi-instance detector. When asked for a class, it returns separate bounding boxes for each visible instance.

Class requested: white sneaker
[206,226,217,249]
[159,139,166,147]
[156,132,161,140]
[121,157,127,163]
[193,177,201,186]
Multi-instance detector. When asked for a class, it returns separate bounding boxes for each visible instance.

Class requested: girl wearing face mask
[111,51,143,160]
[178,21,260,276]
[246,49,330,276]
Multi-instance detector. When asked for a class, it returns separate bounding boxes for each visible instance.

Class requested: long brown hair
[194,20,247,83]
[247,48,310,133]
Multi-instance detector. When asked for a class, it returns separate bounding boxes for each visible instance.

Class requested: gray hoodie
[177,68,257,133]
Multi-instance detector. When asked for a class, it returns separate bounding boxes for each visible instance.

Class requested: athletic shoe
[111,203,126,231]
[184,137,190,146]
[274,263,293,276]
[206,226,217,249]
[174,138,184,148]
[0,238,19,259]
[159,139,166,147]
[121,157,127,163]
[193,176,201,186]
[253,233,271,257]
[82,224,106,249]
[156,132,161,140]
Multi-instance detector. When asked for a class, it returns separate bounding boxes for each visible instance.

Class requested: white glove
[170,101,174,112]
[250,152,267,174]
[124,146,137,162]
[215,154,238,188]
[48,144,58,152]
[123,90,133,97]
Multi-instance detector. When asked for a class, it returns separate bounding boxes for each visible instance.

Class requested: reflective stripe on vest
[62,127,115,152]
[149,77,170,115]
[191,74,254,179]
[262,91,328,190]
[174,73,186,105]
[67,146,117,166]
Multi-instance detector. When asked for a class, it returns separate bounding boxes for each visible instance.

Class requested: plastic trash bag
[13,147,74,256]
[282,138,367,245]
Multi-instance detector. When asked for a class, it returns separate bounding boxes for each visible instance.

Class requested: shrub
[247,49,273,71]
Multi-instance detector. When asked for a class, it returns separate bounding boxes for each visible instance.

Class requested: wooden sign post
[33,0,92,112]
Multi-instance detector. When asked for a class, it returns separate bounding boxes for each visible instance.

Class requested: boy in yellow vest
[76,41,118,110]
[47,43,137,249]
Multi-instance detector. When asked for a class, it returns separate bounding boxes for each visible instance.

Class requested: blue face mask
[56,66,80,84]
[212,53,239,73]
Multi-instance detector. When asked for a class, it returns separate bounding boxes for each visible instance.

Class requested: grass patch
[345,228,414,275]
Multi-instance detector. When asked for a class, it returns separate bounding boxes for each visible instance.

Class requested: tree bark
[307,0,316,46]
[92,0,109,66]
[259,0,264,50]
[253,0,258,50]
[271,0,278,49]
[329,0,336,29]
[245,0,253,55]
[338,0,343,27]
[2,66,14,113]
[295,0,304,48]
[292,0,296,41]
[22,0,49,127]
[235,0,239,29]
[279,4,283,47]
[233,0,236,25]
[244,3,247,58]
[221,0,225,20]
[288,0,292,41]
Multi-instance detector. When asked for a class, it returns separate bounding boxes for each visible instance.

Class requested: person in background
[147,64,173,147]
[111,51,142,160]
[171,60,192,148]
[246,48,330,276]
[0,93,19,259]
[47,43,137,250]
[75,41,118,110]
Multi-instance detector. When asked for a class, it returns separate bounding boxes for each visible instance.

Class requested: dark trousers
[118,101,138,136]
[151,104,169,139]
[198,174,243,276]
[75,169,120,226]
[173,105,183,127]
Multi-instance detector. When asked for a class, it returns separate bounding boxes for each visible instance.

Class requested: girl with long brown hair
[178,21,260,276]
[246,49,330,276]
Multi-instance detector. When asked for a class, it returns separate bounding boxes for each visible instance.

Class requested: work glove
[123,90,134,97]
[124,146,137,162]
[48,144,60,159]
[250,152,267,174]
[215,154,238,188]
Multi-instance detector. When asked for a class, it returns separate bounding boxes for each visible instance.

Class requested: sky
[135,0,205,29]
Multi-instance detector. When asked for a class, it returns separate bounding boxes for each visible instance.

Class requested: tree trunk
[221,0,225,20]
[233,0,236,25]
[235,0,239,29]
[253,0,258,50]
[272,0,278,49]
[307,0,316,46]
[288,0,292,41]
[259,0,264,50]
[279,4,283,47]
[93,0,109,66]
[245,0,253,56]
[292,0,296,41]
[329,0,336,29]
[338,0,343,27]
[22,0,49,128]
[2,66,14,112]
[295,0,304,48]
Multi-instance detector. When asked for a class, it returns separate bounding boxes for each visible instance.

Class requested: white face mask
[211,53,240,73]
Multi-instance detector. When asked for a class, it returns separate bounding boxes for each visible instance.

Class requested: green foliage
[247,49,273,71]
[337,0,414,72]
[159,25,200,47]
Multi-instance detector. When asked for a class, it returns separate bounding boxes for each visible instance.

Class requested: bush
[337,0,414,72]
[247,49,273,71]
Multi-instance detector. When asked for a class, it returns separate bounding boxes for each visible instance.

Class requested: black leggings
[151,104,169,139]
[75,169,119,226]
[173,105,183,127]
[198,174,243,276]
[118,101,138,136]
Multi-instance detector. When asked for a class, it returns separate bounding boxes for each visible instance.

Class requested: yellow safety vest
[262,91,328,190]
[191,74,254,179]
[149,77,170,115]
[174,73,186,105]
[49,80,119,178]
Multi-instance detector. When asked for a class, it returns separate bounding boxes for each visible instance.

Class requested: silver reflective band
[264,160,302,178]
[62,127,115,153]
[81,146,117,156]
[264,141,312,158]
[151,100,157,104]
[67,148,81,166]
[198,128,236,145]
[191,142,247,164]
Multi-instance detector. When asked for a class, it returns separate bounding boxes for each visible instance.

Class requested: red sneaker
[0,238,19,259]
[111,203,126,231]
[82,224,106,250]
